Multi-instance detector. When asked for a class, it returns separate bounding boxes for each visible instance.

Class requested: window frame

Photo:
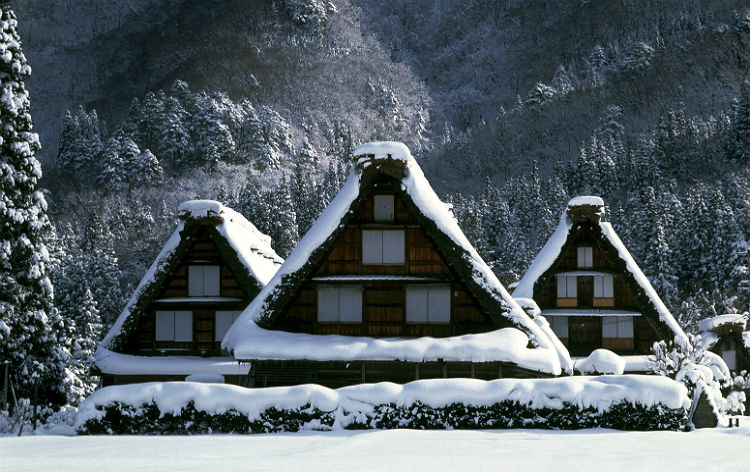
[405,284,451,324]
[188,265,221,297]
[214,310,243,341]
[577,246,593,268]
[601,316,634,339]
[155,310,193,342]
[316,284,363,323]
[362,229,405,265]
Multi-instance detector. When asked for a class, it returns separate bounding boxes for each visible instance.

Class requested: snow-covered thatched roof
[514,196,688,345]
[223,142,571,376]
[100,200,283,351]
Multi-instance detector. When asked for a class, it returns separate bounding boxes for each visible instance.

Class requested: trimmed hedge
[77,399,687,435]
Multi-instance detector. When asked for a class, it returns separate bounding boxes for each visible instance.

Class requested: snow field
[2,425,749,472]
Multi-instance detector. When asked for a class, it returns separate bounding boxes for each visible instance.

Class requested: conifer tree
[0,3,67,406]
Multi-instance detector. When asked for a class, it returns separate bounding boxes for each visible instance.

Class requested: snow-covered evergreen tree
[0,4,67,406]
[56,106,103,180]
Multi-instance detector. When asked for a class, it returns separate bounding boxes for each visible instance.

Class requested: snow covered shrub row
[76,376,690,434]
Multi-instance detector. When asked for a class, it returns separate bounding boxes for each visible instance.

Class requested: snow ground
[2,424,749,472]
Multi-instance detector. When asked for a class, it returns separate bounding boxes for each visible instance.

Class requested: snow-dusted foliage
[0,4,67,407]
[76,376,689,434]
[649,334,735,422]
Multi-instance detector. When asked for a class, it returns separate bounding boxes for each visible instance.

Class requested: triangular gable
[224,142,569,375]
[100,200,283,351]
[514,196,688,345]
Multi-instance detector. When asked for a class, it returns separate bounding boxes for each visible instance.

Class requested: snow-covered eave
[224,149,558,358]
[100,224,184,349]
[513,215,573,299]
[230,323,563,375]
[94,348,249,376]
[599,223,688,345]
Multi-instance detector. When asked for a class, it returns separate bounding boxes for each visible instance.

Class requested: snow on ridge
[178,199,224,218]
[698,313,748,333]
[567,195,604,207]
[99,225,184,349]
[353,141,412,162]
[75,375,690,429]
[513,214,572,299]
[599,223,688,345]
[230,324,560,374]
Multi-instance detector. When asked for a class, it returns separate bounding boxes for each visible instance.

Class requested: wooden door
[568,316,602,356]
[577,276,593,307]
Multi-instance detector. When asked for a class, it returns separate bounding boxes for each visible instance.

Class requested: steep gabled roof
[223,142,570,375]
[100,200,283,351]
[514,196,688,345]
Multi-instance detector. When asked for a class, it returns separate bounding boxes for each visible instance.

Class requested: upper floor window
[406,284,451,323]
[602,316,634,338]
[374,195,395,222]
[215,310,243,341]
[155,310,193,341]
[577,246,593,268]
[594,275,614,298]
[556,275,577,298]
[362,230,405,264]
[188,265,220,296]
[317,284,362,323]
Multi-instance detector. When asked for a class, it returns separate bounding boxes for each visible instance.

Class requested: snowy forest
[1,0,748,409]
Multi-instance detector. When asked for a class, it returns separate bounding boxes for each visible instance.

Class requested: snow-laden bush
[75,378,689,435]
[649,334,734,421]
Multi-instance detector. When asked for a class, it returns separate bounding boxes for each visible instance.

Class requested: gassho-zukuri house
[94,200,284,386]
[512,195,688,371]
[220,141,572,387]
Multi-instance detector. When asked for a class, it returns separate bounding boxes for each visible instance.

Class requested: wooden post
[442,363,448,378]
[361,362,366,383]
[414,364,419,380]
[470,363,475,379]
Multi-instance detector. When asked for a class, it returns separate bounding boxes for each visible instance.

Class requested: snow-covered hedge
[76,377,689,434]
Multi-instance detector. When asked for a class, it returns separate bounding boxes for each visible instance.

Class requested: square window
[594,275,613,298]
[155,310,193,341]
[317,285,362,323]
[557,276,577,298]
[362,230,404,264]
[188,265,221,296]
[577,247,593,268]
[406,284,451,323]
[374,195,395,221]
[602,316,634,338]
[215,310,242,341]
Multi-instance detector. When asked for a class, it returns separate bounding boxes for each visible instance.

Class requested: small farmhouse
[222,141,571,388]
[698,313,750,374]
[95,200,283,386]
[513,196,687,366]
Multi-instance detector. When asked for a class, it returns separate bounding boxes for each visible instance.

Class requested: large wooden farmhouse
[222,142,571,388]
[95,200,283,386]
[513,196,687,366]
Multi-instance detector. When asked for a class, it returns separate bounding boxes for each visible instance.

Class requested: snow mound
[698,314,747,333]
[576,349,625,375]
[567,195,604,207]
[185,373,226,383]
[353,141,412,162]
[178,199,224,218]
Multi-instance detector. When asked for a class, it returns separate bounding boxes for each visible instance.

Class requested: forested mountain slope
[10,0,749,343]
